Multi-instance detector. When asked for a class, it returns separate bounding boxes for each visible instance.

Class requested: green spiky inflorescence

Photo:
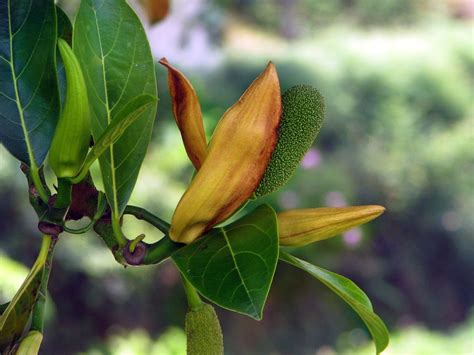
[255,85,325,197]
[185,303,224,355]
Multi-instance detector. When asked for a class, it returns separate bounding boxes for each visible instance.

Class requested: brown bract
[170,62,282,244]
[278,205,385,247]
[160,58,207,170]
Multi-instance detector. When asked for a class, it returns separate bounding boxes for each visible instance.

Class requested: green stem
[69,163,90,185]
[143,235,182,265]
[111,212,127,248]
[93,218,125,265]
[181,274,203,311]
[129,233,146,253]
[123,205,170,234]
[30,235,57,332]
[54,178,72,209]
[30,166,49,203]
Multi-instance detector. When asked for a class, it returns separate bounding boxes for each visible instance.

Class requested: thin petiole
[180,273,203,311]
[30,235,57,332]
[112,211,127,248]
[123,205,170,234]
[30,166,49,203]
[143,235,182,265]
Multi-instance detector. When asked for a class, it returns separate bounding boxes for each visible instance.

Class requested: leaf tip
[263,61,278,80]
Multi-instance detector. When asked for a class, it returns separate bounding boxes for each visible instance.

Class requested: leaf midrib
[91,4,119,216]
[221,228,259,317]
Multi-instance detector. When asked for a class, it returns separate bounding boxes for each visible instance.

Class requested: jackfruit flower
[161,60,384,247]
[161,60,281,244]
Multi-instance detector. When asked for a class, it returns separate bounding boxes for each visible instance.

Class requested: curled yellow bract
[169,62,281,244]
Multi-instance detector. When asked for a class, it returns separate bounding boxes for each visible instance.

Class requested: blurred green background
[1,0,473,354]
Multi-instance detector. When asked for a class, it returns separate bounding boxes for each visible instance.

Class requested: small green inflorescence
[48,39,91,179]
[255,85,325,197]
[185,303,224,355]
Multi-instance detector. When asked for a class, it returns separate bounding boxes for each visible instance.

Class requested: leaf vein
[11,0,33,38]
[16,11,47,80]
[222,229,258,316]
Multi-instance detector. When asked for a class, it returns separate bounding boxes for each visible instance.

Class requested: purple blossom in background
[441,211,462,232]
[301,148,322,169]
[343,228,362,248]
[278,190,300,210]
[325,191,347,207]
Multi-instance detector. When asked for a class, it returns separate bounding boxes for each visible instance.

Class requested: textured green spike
[255,85,325,197]
[185,303,224,355]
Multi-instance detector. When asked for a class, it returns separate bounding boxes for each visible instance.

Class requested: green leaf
[280,251,389,354]
[56,5,73,108]
[72,94,157,183]
[172,204,279,320]
[73,0,158,218]
[0,0,60,166]
[0,236,51,351]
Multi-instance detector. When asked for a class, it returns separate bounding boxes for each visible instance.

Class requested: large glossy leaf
[280,251,389,354]
[0,236,50,351]
[73,0,158,217]
[56,5,72,108]
[0,0,60,166]
[172,204,279,320]
[72,94,157,183]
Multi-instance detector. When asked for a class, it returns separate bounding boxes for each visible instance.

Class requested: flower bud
[15,331,43,355]
[48,39,90,178]
[278,205,385,247]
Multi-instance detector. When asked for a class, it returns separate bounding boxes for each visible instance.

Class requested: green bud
[48,39,90,178]
[255,85,325,197]
[185,303,224,355]
[15,331,43,355]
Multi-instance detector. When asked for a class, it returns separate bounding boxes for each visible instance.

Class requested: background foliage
[0,0,472,353]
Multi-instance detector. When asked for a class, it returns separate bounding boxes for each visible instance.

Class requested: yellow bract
[169,62,281,244]
[278,205,385,247]
[160,58,207,170]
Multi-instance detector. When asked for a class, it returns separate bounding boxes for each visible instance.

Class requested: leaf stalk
[30,235,57,333]
[181,274,203,311]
